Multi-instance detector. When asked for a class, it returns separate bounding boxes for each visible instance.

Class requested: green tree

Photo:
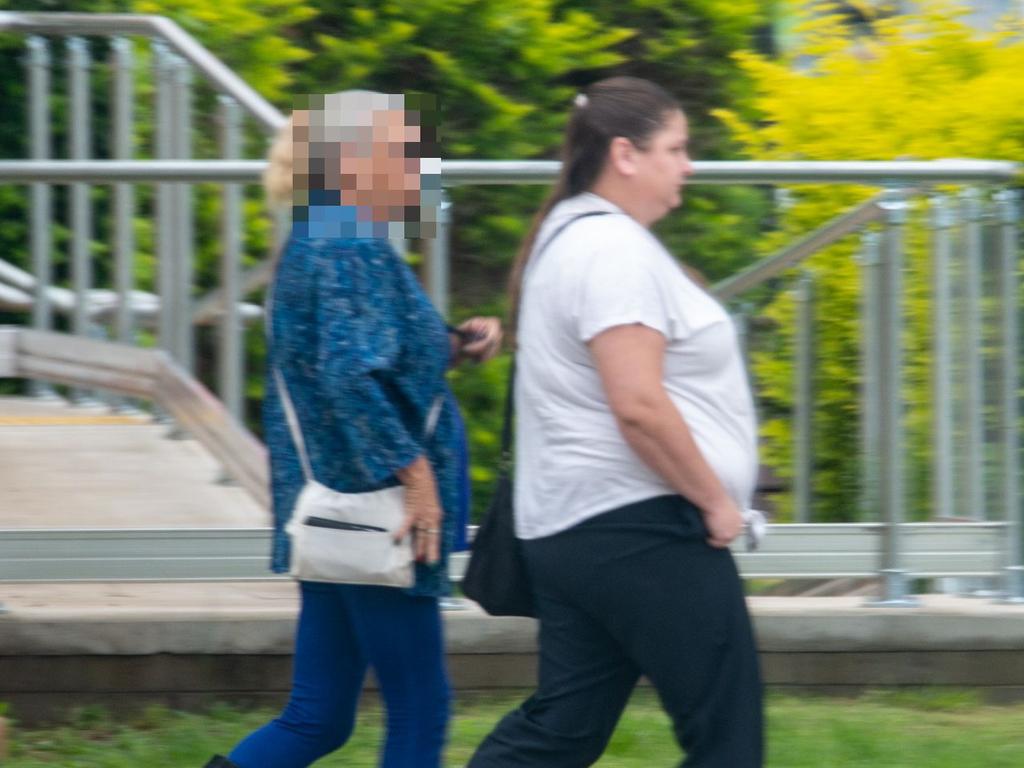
[133,0,316,104]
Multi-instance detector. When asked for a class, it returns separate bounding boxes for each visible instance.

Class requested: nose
[681,156,694,178]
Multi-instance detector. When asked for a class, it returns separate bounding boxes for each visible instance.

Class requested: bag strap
[266,265,445,485]
[499,209,614,475]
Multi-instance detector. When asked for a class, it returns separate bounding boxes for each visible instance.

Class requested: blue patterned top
[263,230,465,597]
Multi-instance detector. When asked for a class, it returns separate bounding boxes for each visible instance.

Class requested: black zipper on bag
[303,516,388,533]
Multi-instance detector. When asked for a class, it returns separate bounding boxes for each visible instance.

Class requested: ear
[606,136,638,178]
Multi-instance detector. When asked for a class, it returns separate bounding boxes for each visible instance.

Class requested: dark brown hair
[507,77,681,336]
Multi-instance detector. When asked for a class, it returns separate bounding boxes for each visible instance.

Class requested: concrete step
[0,396,267,529]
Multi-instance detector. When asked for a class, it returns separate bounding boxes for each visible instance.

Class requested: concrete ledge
[4,585,1024,655]
[752,596,1024,652]
[3,583,1024,724]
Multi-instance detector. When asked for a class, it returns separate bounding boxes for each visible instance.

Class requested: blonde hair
[263,113,296,210]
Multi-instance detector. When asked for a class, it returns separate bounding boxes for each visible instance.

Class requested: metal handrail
[0,11,284,133]
[0,255,263,324]
[0,159,1018,185]
[0,520,1007,582]
[713,192,891,300]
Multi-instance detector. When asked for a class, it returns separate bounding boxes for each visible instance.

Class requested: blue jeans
[229,581,451,768]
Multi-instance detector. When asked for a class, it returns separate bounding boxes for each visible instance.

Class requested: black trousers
[468,495,763,768]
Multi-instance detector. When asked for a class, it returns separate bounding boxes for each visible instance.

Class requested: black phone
[446,324,485,343]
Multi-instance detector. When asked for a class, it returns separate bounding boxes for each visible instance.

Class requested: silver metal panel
[172,55,195,372]
[793,272,814,522]
[995,189,1023,599]
[930,196,955,521]
[110,36,136,347]
[26,36,53,345]
[66,37,93,344]
[153,42,175,361]
[441,160,1020,186]
[218,96,244,421]
[1,160,1019,186]
[0,529,279,582]
[0,326,17,376]
[0,523,1006,582]
[426,192,451,317]
[877,190,911,601]
[961,188,986,520]
[858,231,881,520]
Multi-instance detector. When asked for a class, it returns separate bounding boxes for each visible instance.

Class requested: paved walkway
[0,396,267,529]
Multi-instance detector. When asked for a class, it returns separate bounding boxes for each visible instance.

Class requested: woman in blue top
[205,91,502,768]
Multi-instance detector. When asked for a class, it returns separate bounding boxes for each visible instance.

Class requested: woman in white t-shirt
[468,77,763,768]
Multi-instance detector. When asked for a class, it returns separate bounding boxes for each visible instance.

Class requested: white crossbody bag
[267,279,443,587]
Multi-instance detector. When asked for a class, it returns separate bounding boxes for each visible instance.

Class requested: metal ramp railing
[0,12,1022,603]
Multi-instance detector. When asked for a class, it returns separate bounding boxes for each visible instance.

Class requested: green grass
[4,689,1024,766]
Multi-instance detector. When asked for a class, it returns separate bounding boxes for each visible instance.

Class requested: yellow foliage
[719,0,1024,521]
[718,1,1024,164]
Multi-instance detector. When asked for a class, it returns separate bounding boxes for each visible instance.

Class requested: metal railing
[0,12,1022,603]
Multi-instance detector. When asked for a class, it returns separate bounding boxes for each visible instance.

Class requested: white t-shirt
[514,192,758,540]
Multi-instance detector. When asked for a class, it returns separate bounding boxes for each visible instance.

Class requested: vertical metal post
[110,37,135,347]
[67,37,95,404]
[172,56,195,372]
[426,190,451,318]
[731,304,750,363]
[871,190,918,606]
[995,189,1023,603]
[794,271,814,523]
[962,188,986,521]
[152,41,175,360]
[26,36,57,399]
[859,230,882,522]
[218,95,244,422]
[931,196,955,521]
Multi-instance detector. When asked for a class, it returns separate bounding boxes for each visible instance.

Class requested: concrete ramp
[0,396,268,529]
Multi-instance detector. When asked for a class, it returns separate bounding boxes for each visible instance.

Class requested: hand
[395,458,444,565]
[453,317,503,363]
[702,498,744,549]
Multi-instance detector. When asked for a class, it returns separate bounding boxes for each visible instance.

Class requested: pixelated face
[338,108,423,209]
[291,92,441,238]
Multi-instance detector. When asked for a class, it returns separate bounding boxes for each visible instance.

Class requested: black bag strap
[499,210,614,475]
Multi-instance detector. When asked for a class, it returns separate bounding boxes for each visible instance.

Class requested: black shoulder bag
[462,211,611,617]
